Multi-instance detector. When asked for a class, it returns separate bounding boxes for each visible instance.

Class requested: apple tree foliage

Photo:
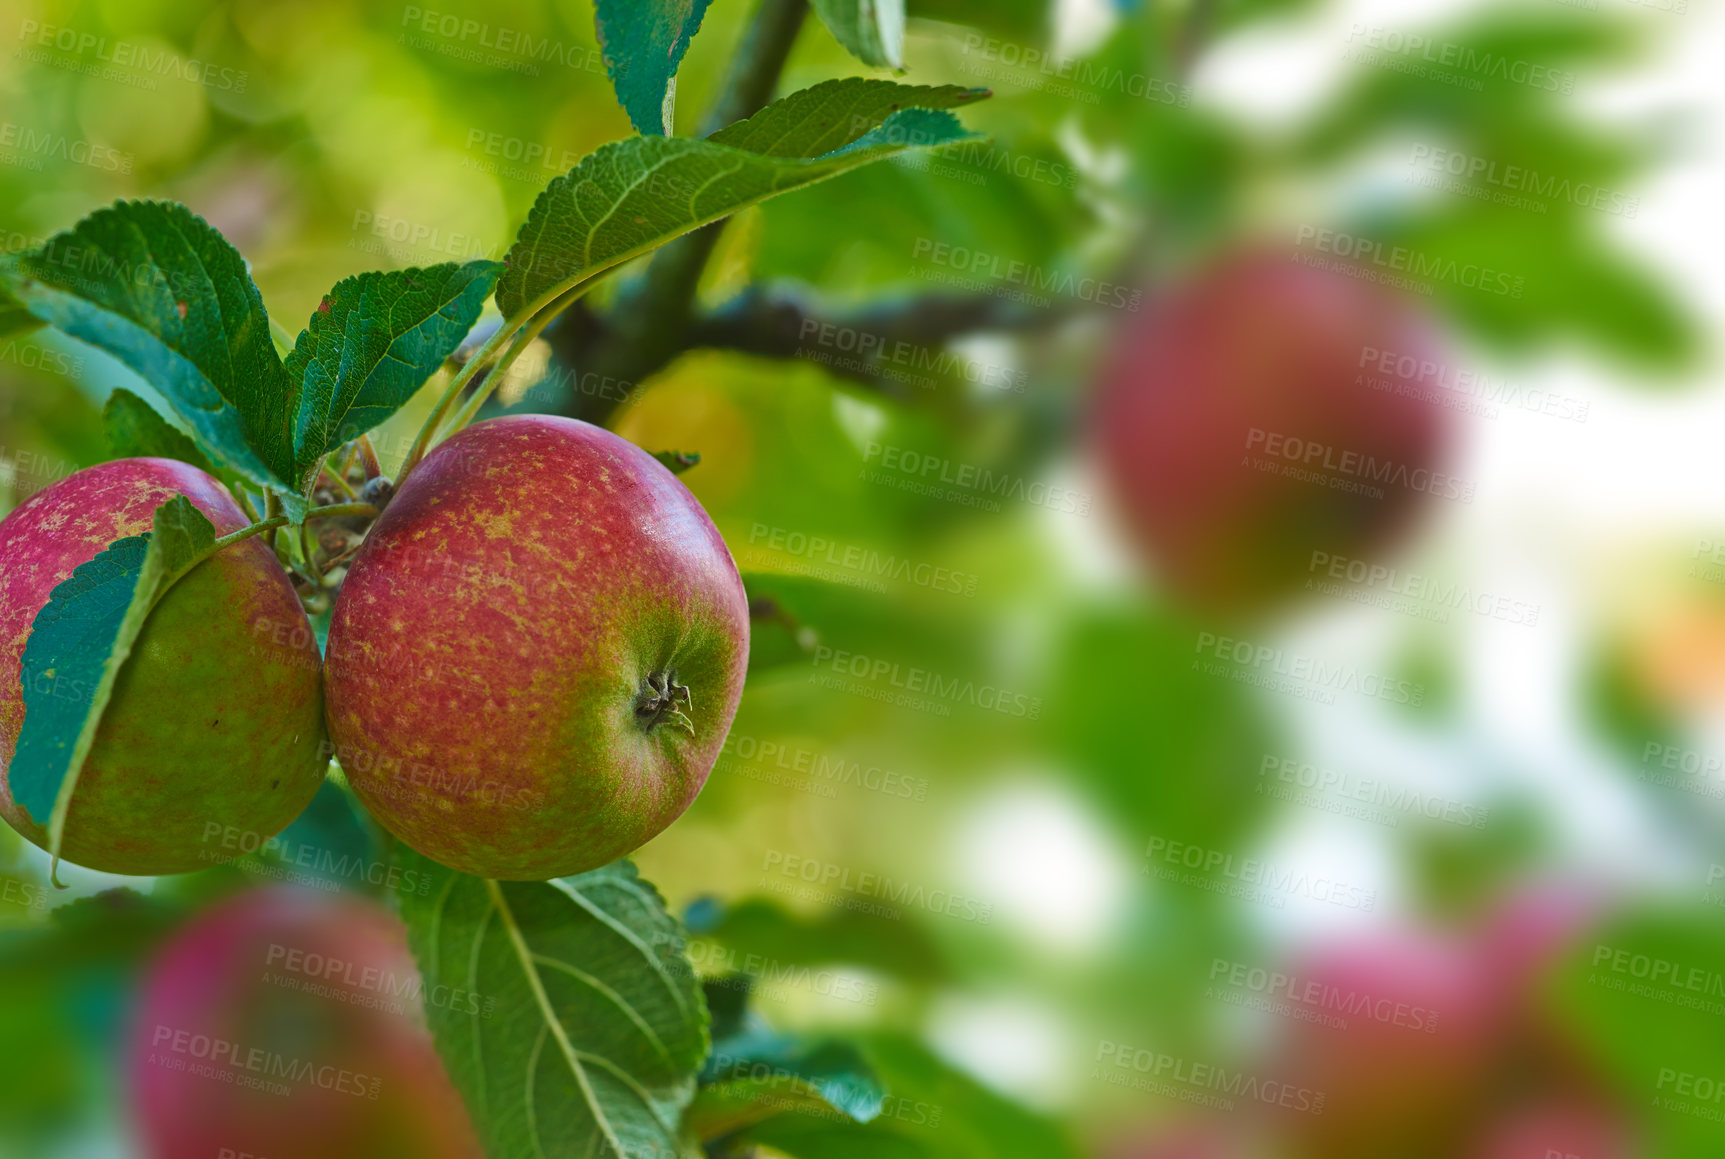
[0,0,1704,1155]
[0,1,1017,1153]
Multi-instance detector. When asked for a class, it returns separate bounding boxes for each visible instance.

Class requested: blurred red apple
[1473,1097,1636,1159]
[128,886,479,1159]
[1269,929,1500,1159]
[1092,250,1451,611]
[1101,1118,1243,1159]
[1478,884,1613,1091]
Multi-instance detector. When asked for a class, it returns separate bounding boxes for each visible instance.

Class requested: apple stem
[398,314,530,484]
[636,670,696,735]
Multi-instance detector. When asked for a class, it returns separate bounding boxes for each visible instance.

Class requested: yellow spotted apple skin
[323,415,750,881]
[0,458,328,875]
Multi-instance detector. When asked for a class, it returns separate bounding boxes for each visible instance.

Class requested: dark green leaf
[706,79,986,156]
[652,450,701,474]
[495,80,987,319]
[101,388,213,472]
[0,202,300,503]
[0,285,41,338]
[1548,906,1725,1159]
[282,261,502,480]
[692,1025,884,1140]
[810,0,906,69]
[737,1032,1082,1159]
[396,850,709,1159]
[11,497,217,869]
[595,0,714,135]
[695,896,950,984]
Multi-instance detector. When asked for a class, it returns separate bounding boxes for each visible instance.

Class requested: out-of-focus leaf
[0,285,41,338]
[1365,209,1696,371]
[396,851,709,1159]
[1295,10,1645,164]
[811,0,906,69]
[595,0,714,135]
[693,896,949,984]
[1547,907,1725,1159]
[908,0,1048,43]
[1043,603,1275,851]
[100,387,213,471]
[495,80,987,319]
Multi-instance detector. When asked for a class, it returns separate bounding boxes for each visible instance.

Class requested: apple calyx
[636,669,695,735]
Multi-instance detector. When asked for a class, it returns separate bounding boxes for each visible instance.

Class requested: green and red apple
[323,415,750,881]
[0,458,327,875]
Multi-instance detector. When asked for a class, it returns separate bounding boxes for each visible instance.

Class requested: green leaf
[692,896,950,984]
[595,0,714,135]
[396,850,710,1159]
[705,79,985,156]
[101,388,214,472]
[1547,906,1725,1159]
[495,80,988,320]
[281,261,502,479]
[737,1032,1082,1159]
[3,205,497,518]
[651,450,701,474]
[11,497,217,872]
[811,0,906,69]
[0,285,42,338]
[691,1010,885,1141]
[0,202,300,503]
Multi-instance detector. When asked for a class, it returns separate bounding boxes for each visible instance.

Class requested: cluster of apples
[0,415,750,881]
[1103,890,1634,1158]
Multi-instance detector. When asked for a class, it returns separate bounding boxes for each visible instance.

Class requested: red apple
[1472,1097,1636,1159]
[323,415,749,880]
[0,458,326,874]
[128,886,480,1159]
[1101,1119,1243,1158]
[1092,250,1450,611]
[1269,930,1501,1159]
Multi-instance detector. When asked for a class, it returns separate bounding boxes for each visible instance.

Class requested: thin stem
[230,482,261,522]
[206,501,380,555]
[212,516,286,551]
[300,519,323,585]
[304,502,380,521]
[322,463,359,499]
[399,315,527,483]
[443,311,554,435]
[356,434,382,479]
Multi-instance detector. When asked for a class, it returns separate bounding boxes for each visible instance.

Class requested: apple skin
[1270,930,1501,1159]
[323,415,750,880]
[1093,251,1449,612]
[1472,1098,1635,1159]
[128,886,481,1159]
[0,458,326,875]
